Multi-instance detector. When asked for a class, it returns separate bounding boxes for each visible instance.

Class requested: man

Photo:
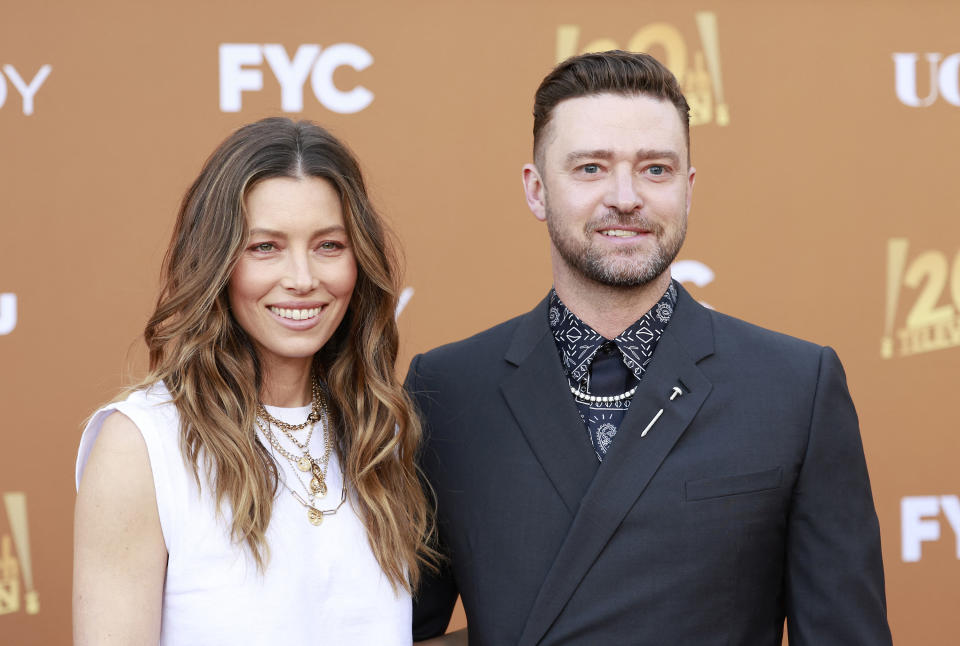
[408,51,891,645]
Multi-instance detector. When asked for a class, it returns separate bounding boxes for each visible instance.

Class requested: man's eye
[648,165,666,176]
[582,164,600,174]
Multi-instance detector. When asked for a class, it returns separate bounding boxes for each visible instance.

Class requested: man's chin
[578,256,672,289]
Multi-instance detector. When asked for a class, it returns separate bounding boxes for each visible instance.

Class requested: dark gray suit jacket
[407,285,891,645]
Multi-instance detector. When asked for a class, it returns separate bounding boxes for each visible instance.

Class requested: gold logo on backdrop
[0,493,39,616]
[882,239,960,358]
[556,11,729,127]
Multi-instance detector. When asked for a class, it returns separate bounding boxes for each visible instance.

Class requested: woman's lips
[268,305,322,320]
[266,304,325,330]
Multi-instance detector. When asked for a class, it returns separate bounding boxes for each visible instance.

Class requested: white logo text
[901,495,960,562]
[219,43,373,114]
[0,65,52,116]
[893,53,960,107]
[0,294,16,335]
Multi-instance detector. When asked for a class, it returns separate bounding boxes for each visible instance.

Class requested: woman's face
[228,176,357,376]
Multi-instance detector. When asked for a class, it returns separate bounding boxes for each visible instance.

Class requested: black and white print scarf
[548,281,678,460]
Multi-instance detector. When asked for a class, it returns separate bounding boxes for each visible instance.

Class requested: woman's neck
[259,357,313,407]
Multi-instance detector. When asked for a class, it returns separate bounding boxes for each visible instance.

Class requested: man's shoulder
[696,305,832,381]
[708,307,821,352]
[671,283,825,361]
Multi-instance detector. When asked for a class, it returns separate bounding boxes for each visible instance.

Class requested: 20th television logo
[0,493,39,616]
[556,11,729,127]
[882,239,960,358]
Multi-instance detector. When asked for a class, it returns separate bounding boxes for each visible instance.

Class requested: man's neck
[553,265,672,340]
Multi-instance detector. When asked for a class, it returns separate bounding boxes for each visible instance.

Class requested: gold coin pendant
[307,507,323,526]
[310,477,324,495]
[297,455,312,472]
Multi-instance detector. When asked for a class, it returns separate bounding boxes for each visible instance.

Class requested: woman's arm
[73,411,167,645]
[414,627,468,646]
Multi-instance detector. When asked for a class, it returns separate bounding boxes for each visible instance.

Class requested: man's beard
[545,204,686,288]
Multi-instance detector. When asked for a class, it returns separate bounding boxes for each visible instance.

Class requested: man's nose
[604,167,643,214]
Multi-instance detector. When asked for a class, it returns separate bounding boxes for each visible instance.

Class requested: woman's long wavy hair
[135,117,435,590]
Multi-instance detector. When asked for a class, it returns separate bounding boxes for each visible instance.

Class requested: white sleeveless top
[76,383,412,646]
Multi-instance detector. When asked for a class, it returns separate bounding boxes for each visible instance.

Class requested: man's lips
[596,227,649,238]
[593,225,651,239]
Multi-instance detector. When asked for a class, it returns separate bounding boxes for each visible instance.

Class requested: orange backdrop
[1,1,958,643]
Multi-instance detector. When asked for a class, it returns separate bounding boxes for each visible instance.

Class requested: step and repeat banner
[1,1,958,643]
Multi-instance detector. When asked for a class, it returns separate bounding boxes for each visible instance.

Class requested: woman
[74,118,436,644]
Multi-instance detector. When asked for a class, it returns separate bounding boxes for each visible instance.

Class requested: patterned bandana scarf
[548,281,678,460]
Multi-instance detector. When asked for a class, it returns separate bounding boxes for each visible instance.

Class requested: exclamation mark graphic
[0,294,16,336]
[694,12,729,126]
[3,493,38,614]
[882,239,909,358]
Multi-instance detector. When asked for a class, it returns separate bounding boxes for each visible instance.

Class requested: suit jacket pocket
[684,467,783,501]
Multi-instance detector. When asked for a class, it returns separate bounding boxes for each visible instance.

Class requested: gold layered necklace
[290,485,347,526]
[255,378,345,526]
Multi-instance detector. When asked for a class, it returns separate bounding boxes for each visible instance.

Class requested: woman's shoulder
[101,382,178,431]
[74,395,170,637]
[78,410,156,499]
[123,380,176,411]
[76,381,182,491]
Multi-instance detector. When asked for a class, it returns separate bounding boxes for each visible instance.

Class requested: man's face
[523,93,695,288]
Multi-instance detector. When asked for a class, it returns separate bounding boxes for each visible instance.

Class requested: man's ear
[522,164,547,222]
[686,165,696,215]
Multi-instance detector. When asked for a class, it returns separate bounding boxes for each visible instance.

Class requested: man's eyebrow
[635,149,681,165]
[565,150,615,165]
[564,149,682,166]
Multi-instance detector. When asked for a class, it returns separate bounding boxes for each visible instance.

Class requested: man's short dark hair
[532,50,691,167]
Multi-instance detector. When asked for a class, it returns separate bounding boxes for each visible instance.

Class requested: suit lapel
[518,286,715,645]
[500,297,599,515]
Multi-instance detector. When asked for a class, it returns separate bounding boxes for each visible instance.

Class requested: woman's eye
[319,241,342,251]
[253,242,274,252]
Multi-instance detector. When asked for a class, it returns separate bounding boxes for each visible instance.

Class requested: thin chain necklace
[257,412,347,527]
[288,481,347,526]
[256,378,333,496]
[258,378,323,434]
[256,415,332,498]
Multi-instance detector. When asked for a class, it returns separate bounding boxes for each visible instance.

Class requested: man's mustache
[585,210,663,235]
